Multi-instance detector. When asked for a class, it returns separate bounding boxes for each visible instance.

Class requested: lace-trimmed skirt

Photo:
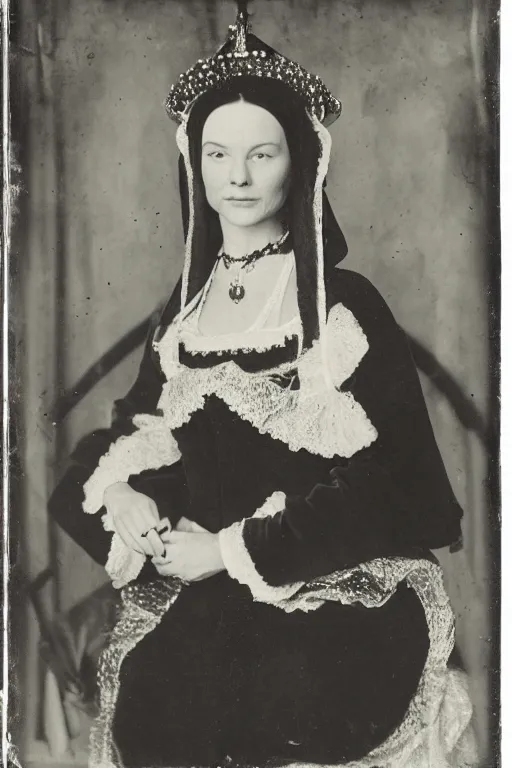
[88,556,476,768]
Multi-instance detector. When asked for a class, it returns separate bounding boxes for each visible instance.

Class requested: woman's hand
[152,530,225,582]
[175,516,209,533]
[103,482,165,558]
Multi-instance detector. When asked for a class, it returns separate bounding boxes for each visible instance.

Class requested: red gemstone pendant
[229,282,245,303]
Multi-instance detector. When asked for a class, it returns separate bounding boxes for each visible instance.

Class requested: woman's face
[201,100,291,228]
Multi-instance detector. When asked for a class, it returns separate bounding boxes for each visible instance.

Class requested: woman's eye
[252,153,270,161]
[207,151,225,160]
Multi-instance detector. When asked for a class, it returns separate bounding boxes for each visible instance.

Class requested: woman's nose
[229,160,250,187]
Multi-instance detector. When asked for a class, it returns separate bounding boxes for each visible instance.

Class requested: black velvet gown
[48,268,463,768]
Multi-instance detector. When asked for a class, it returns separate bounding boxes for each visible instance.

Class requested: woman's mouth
[225,197,259,207]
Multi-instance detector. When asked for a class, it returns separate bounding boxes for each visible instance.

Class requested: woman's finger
[152,544,173,565]
[146,528,165,558]
[157,518,171,536]
[159,529,173,545]
[112,515,141,551]
[124,507,162,555]
[175,517,208,533]
[129,503,159,534]
[117,517,153,557]
[154,561,178,576]
[116,527,146,556]
[166,531,189,543]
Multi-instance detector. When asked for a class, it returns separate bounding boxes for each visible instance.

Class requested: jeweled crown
[165,2,341,126]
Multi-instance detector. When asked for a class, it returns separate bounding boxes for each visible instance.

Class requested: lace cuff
[83,414,181,515]
[218,491,304,605]
[219,522,304,604]
[105,532,146,589]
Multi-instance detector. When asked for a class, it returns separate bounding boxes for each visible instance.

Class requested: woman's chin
[219,206,268,228]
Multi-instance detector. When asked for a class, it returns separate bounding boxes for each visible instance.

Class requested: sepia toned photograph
[6,0,499,766]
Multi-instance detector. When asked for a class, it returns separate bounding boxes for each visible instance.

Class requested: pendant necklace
[219,231,291,304]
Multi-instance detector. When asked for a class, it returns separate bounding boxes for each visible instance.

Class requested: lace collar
[153,300,378,460]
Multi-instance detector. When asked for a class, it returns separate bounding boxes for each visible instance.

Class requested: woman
[49,6,476,768]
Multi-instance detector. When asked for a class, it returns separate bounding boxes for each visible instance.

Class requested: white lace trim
[82,414,181,588]
[220,550,476,766]
[295,559,475,768]
[178,250,302,356]
[176,116,194,315]
[102,510,146,588]
[154,301,377,459]
[177,293,363,365]
[179,319,301,356]
[309,114,332,389]
[217,495,478,768]
[90,555,477,768]
[282,671,477,768]
[83,414,181,516]
[219,493,304,605]
[219,491,305,606]
[281,676,476,768]
[104,533,146,589]
[253,490,287,518]
[90,580,182,768]
[302,303,370,391]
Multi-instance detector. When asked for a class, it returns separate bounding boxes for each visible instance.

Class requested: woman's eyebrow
[248,142,280,150]
[201,141,281,150]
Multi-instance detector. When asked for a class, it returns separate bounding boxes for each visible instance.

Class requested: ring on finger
[141,526,157,539]
[154,546,168,561]
[146,529,165,558]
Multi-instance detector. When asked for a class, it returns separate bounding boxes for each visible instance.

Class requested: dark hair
[179,76,347,347]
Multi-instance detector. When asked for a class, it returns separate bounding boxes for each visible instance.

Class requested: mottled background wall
[10,0,498,764]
